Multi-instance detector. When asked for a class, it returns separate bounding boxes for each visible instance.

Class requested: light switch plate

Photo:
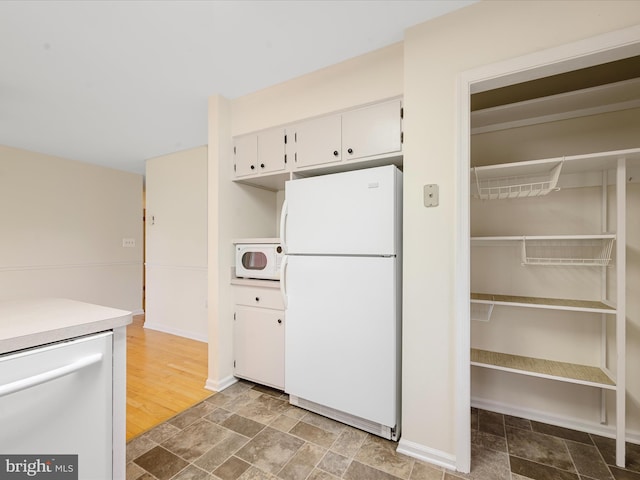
[424,184,439,207]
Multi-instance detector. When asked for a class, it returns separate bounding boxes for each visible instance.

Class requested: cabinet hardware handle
[255,297,260,302]
[333,150,339,157]
[250,165,255,170]
[260,163,265,168]
[277,319,282,324]
[347,148,353,154]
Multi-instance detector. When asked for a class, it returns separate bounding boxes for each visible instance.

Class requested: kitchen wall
[145,146,208,341]
[207,0,640,470]
[0,144,143,312]
[402,0,640,466]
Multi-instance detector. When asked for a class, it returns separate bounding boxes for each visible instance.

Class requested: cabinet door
[292,114,342,169]
[234,306,284,389]
[342,100,402,161]
[234,134,258,177]
[258,128,286,174]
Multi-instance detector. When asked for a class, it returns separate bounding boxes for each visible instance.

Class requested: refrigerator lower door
[285,255,399,432]
[0,332,113,479]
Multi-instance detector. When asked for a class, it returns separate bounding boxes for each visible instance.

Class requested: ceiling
[0,0,475,176]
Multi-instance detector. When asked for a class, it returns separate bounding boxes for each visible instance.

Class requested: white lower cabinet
[233,284,285,390]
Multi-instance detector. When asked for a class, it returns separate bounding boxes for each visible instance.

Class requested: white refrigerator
[280,165,402,440]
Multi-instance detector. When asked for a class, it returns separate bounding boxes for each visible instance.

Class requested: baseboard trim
[472,396,640,445]
[143,321,207,343]
[205,375,237,393]
[396,438,457,471]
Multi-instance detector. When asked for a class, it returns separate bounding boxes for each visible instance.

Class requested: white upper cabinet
[342,99,402,161]
[258,128,287,174]
[234,128,287,178]
[233,134,258,178]
[232,98,403,190]
[290,114,342,169]
[291,99,402,171]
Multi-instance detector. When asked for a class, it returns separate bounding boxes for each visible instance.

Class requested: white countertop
[0,298,132,354]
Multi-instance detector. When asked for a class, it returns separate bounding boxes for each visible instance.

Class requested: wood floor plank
[126,315,212,440]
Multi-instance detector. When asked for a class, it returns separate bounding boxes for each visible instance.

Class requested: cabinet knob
[277,319,282,324]
[255,297,260,302]
[333,150,339,157]
[250,165,255,170]
[347,148,353,154]
[260,163,265,168]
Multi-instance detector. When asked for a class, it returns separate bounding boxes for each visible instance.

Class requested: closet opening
[455,26,640,473]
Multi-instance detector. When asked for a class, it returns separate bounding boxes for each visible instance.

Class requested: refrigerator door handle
[280,199,288,253]
[280,254,288,309]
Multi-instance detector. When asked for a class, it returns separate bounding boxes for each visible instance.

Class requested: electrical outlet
[122,238,135,248]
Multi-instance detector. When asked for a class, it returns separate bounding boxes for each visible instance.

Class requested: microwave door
[252,253,264,269]
[243,251,267,271]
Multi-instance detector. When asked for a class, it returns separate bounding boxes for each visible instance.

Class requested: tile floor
[127,381,640,480]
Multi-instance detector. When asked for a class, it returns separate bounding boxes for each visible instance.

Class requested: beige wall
[403,0,640,462]
[145,146,208,341]
[0,144,143,312]
[231,43,404,136]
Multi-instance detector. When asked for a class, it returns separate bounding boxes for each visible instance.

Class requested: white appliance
[235,238,283,280]
[0,332,113,479]
[280,165,402,440]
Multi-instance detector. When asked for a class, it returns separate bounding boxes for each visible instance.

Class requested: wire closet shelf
[521,236,615,266]
[473,161,562,200]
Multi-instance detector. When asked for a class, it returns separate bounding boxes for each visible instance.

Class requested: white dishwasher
[0,331,113,479]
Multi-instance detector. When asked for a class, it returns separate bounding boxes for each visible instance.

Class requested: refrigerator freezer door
[284,255,399,427]
[283,165,401,256]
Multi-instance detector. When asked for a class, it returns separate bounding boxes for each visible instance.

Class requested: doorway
[455,25,640,473]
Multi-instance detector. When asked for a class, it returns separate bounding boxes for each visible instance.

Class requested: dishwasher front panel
[0,332,113,480]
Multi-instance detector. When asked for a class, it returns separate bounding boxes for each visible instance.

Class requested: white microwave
[235,239,283,280]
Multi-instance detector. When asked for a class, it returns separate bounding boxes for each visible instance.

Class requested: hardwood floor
[126,314,212,440]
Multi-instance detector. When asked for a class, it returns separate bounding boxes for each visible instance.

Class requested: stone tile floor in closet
[127,381,640,480]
